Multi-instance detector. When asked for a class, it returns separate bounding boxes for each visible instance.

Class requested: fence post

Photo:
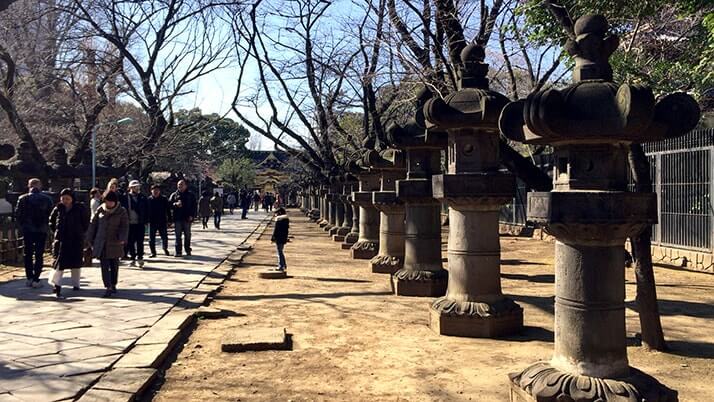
[654,153,662,246]
[710,144,714,255]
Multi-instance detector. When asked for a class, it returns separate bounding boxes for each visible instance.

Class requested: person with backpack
[15,178,54,288]
[210,192,224,229]
[48,189,89,297]
[270,208,290,272]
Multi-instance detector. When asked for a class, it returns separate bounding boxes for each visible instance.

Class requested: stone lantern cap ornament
[424,43,515,203]
[424,45,509,131]
[386,88,446,153]
[499,15,700,146]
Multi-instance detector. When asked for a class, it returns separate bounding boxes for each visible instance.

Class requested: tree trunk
[628,143,667,351]
[499,139,552,192]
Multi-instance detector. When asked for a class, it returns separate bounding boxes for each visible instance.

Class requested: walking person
[210,192,224,229]
[48,189,89,297]
[86,191,129,298]
[253,191,261,212]
[239,190,250,219]
[271,208,289,271]
[148,185,171,257]
[89,188,102,216]
[266,193,274,212]
[227,192,236,215]
[198,191,211,229]
[16,178,54,288]
[169,180,197,257]
[121,180,148,267]
[104,178,119,198]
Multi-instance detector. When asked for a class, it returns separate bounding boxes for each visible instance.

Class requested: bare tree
[384,0,552,190]
[229,0,361,179]
[0,1,135,168]
[65,0,233,173]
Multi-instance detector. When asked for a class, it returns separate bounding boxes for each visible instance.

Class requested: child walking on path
[271,208,289,271]
[86,191,129,298]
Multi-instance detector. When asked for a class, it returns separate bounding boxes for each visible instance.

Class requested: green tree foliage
[217,157,256,191]
[520,0,713,101]
[172,108,251,164]
[147,108,251,178]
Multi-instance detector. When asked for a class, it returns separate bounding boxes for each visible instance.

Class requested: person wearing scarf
[86,191,129,298]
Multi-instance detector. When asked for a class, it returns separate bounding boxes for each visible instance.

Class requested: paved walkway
[0,211,269,401]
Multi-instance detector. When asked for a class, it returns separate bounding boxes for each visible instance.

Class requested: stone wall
[626,241,714,274]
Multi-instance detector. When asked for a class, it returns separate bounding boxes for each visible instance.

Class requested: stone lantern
[48,148,77,192]
[74,149,115,190]
[323,178,340,234]
[309,185,321,221]
[317,185,329,228]
[333,174,356,242]
[328,177,345,237]
[500,15,699,402]
[368,149,406,274]
[8,141,47,192]
[387,89,448,297]
[424,44,523,337]
[0,144,16,215]
[341,162,362,250]
[350,157,381,260]
[97,156,124,186]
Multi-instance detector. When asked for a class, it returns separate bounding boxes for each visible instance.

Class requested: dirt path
[151,210,714,402]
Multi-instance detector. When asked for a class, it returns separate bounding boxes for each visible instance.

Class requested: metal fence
[643,129,713,252]
[500,153,552,227]
[499,179,528,226]
[499,128,714,254]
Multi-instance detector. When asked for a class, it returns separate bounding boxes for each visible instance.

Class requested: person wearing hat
[121,180,149,267]
[86,191,129,297]
[48,189,89,297]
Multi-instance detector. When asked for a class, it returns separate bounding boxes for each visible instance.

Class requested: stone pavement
[0,211,269,402]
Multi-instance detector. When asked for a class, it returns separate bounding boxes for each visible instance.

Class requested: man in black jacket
[16,178,54,288]
[239,190,250,219]
[122,180,149,267]
[271,208,289,271]
[168,180,197,257]
[148,185,172,257]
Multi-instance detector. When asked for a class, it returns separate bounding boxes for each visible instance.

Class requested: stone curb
[75,215,273,401]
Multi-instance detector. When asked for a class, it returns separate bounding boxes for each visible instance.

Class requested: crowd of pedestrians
[15,178,284,298]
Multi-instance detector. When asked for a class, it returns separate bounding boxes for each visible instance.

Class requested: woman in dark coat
[198,191,211,229]
[86,191,129,298]
[48,188,90,298]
